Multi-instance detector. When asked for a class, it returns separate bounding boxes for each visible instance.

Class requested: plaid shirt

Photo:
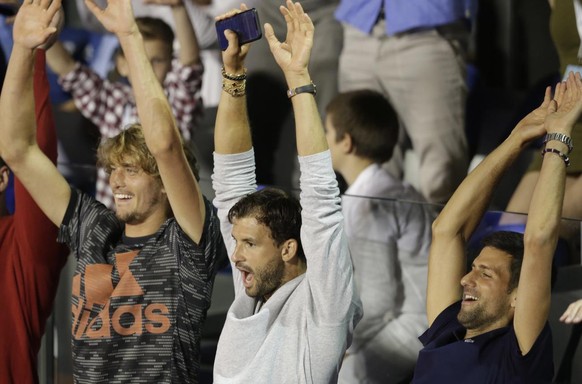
[59,60,203,209]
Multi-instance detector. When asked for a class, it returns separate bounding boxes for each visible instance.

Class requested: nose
[231,244,244,263]
[109,168,125,189]
[460,271,474,288]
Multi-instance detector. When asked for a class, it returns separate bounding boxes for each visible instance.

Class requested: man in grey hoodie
[211,1,362,383]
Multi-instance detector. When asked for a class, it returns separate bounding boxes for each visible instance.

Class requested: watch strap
[287,82,317,98]
[543,132,573,154]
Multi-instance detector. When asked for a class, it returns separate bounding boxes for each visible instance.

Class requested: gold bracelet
[222,79,246,97]
[221,66,247,81]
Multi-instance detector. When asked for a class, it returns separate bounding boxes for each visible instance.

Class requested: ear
[116,54,129,78]
[280,239,298,262]
[0,166,10,194]
[341,133,354,154]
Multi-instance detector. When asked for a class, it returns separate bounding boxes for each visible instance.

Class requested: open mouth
[463,294,479,303]
[238,268,255,288]
[114,193,133,202]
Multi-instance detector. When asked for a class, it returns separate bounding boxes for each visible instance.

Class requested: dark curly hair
[228,187,305,262]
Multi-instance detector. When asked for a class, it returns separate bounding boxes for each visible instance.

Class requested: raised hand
[12,0,62,50]
[544,72,582,135]
[511,86,553,144]
[560,298,582,324]
[84,0,137,37]
[215,4,251,73]
[264,0,313,77]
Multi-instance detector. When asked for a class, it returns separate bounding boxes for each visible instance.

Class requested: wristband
[541,147,570,167]
[221,66,247,81]
[287,82,317,98]
[222,79,246,97]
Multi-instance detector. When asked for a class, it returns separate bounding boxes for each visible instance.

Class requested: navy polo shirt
[412,301,554,383]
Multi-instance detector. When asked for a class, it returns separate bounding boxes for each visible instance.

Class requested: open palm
[85,0,136,36]
[265,0,313,75]
[12,0,61,49]
[545,72,582,134]
[512,86,553,143]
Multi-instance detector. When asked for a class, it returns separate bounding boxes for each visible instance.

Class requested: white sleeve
[212,149,257,297]
[299,150,361,323]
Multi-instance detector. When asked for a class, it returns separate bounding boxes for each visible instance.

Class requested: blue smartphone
[215,8,262,51]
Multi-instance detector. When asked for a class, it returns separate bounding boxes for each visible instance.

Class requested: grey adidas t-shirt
[58,189,225,383]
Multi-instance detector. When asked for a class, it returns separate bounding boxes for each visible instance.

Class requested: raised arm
[85,0,205,242]
[426,87,552,325]
[212,10,252,155]
[39,3,76,76]
[514,72,582,354]
[264,0,325,156]
[143,0,201,66]
[45,40,77,77]
[213,5,252,154]
[0,0,71,227]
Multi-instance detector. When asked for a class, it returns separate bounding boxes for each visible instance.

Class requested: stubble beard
[247,258,285,300]
[457,301,506,331]
[116,210,142,225]
[115,193,162,225]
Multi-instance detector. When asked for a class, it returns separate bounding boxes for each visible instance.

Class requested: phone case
[215,8,262,51]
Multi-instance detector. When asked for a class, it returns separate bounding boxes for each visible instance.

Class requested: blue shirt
[412,301,554,384]
[335,0,472,35]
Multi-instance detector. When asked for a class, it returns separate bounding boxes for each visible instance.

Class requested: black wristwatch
[287,82,317,98]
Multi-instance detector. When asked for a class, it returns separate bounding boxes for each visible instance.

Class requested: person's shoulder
[74,191,120,225]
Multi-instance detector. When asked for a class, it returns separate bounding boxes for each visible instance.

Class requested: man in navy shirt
[412,76,582,383]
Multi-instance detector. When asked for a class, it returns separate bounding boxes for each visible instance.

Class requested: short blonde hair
[97,124,199,180]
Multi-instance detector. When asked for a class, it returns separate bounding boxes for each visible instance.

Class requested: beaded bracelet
[222,79,246,97]
[221,66,247,81]
[543,132,573,154]
[541,147,570,167]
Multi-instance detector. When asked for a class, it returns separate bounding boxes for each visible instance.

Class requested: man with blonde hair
[0,0,225,381]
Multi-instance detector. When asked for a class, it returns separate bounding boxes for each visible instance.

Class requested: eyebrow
[232,233,254,242]
[472,264,500,275]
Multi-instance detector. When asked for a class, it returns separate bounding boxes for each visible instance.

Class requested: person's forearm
[433,131,524,239]
[34,49,58,162]
[524,140,568,249]
[285,71,327,156]
[214,87,251,154]
[0,44,36,163]
[214,60,251,154]
[172,4,200,65]
[118,29,178,152]
[45,40,77,77]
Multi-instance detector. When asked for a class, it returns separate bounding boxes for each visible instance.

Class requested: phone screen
[215,8,262,51]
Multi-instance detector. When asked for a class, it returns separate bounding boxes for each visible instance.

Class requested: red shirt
[0,51,69,384]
